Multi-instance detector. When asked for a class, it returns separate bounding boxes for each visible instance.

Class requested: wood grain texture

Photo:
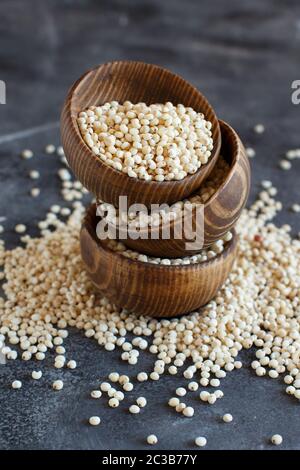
[80,203,238,318]
[61,61,221,208]
[100,120,250,257]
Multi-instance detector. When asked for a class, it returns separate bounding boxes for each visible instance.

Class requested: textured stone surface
[0,0,300,450]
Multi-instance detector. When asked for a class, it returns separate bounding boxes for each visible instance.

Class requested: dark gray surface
[0,0,300,450]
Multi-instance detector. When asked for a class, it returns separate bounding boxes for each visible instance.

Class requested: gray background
[0,0,300,450]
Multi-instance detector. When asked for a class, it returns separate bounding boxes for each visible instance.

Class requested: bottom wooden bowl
[80,204,238,318]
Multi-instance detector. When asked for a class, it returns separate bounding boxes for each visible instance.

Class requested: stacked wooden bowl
[61,61,251,317]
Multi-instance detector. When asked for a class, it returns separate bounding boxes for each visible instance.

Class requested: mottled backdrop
[0,0,300,450]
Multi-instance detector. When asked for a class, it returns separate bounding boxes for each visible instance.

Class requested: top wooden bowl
[61,61,221,208]
[98,120,251,258]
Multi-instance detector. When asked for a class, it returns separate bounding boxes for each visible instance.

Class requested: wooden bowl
[98,120,250,258]
[80,204,238,318]
[61,61,221,208]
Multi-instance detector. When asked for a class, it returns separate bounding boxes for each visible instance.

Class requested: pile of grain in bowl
[97,156,230,229]
[77,101,213,181]
[1,151,300,444]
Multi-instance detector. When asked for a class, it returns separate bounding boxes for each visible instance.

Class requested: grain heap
[104,233,232,265]
[1,181,300,410]
[77,101,213,181]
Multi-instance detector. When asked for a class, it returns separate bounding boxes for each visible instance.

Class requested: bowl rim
[64,60,221,191]
[82,203,238,273]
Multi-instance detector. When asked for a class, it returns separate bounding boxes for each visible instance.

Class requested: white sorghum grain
[256,366,266,377]
[284,375,293,385]
[291,204,300,213]
[108,372,120,383]
[183,406,194,417]
[183,368,194,379]
[15,224,26,234]
[12,380,22,389]
[54,360,64,369]
[294,390,300,399]
[121,352,129,361]
[200,377,209,387]
[251,361,260,370]
[32,370,42,380]
[89,416,101,426]
[150,372,160,381]
[128,355,137,364]
[268,370,279,379]
[30,187,40,198]
[108,398,120,408]
[199,391,210,402]
[129,404,140,414]
[60,207,71,216]
[175,403,186,412]
[51,204,61,214]
[168,397,180,407]
[195,436,207,447]
[55,354,65,362]
[52,380,63,390]
[22,351,31,361]
[279,159,292,171]
[67,360,77,369]
[147,434,158,445]
[58,169,71,181]
[188,381,199,392]
[136,397,147,408]
[246,147,256,158]
[57,146,65,157]
[271,434,283,446]
[176,387,186,397]
[21,149,33,159]
[223,413,233,423]
[210,378,220,387]
[119,375,130,385]
[261,180,272,189]
[137,372,148,382]
[254,123,265,134]
[286,148,300,159]
[45,144,56,154]
[286,386,295,395]
[168,365,177,375]
[78,101,214,182]
[114,391,124,401]
[107,388,117,398]
[36,352,45,361]
[208,395,217,405]
[7,350,17,359]
[100,382,111,392]
[123,382,134,392]
[91,390,102,399]
[29,170,40,179]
